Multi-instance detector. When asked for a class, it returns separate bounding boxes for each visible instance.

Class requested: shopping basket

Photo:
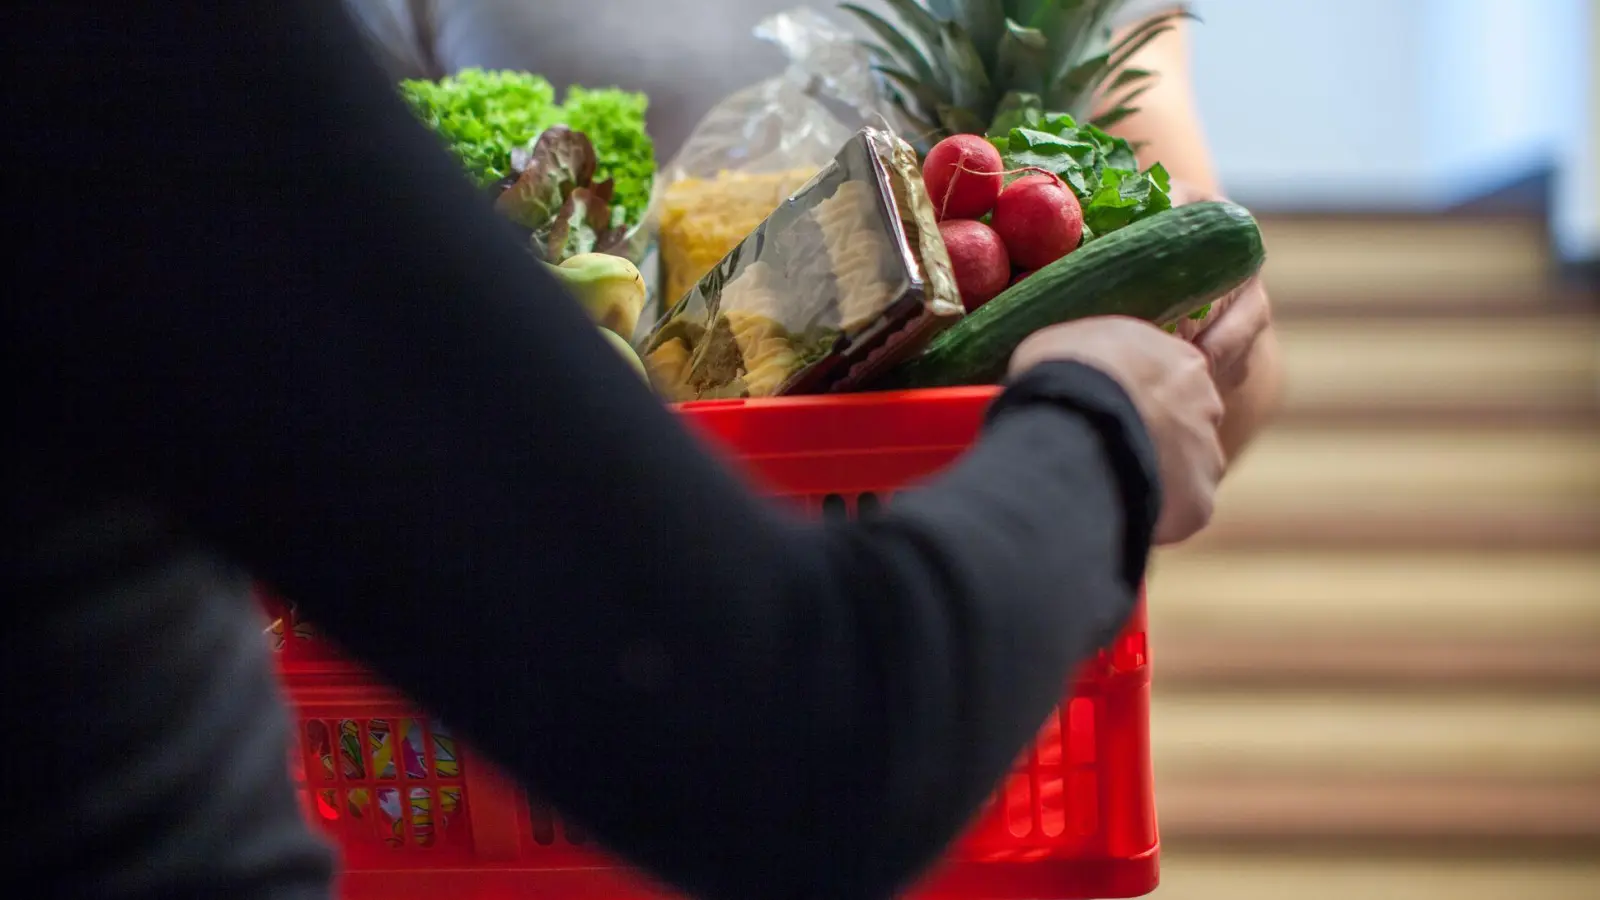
[266,386,1158,899]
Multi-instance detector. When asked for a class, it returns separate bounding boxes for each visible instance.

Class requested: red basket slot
[267,387,1158,899]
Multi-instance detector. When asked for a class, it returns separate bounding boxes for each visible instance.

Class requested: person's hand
[1011,317,1226,545]
[1167,181,1273,392]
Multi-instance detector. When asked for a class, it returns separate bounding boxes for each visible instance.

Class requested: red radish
[938,219,1010,312]
[922,135,1004,221]
[990,174,1083,270]
[1010,269,1036,286]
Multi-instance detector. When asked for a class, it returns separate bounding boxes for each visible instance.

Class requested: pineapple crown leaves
[841,0,1197,148]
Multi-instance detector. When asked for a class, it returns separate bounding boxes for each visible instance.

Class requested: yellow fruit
[600,327,649,381]
[547,253,648,339]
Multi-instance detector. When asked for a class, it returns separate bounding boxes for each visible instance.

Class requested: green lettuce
[560,86,654,233]
[399,69,656,227]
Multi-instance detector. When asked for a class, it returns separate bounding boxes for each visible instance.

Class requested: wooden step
[1274,316,1599,425]
[1151,853,1600,899]
[1158,776,1600,844]
[1258,215,1553,312]
[1150,690,1600,781]
[1190,426,1600,551]
[1146,550,1600,685]
[1152,690,1600,841]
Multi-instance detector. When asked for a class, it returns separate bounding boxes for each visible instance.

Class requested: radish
[938,219,1010,312]
[922,135,1004,221]
[990,174,1084,270]
[1009,270,1036,287]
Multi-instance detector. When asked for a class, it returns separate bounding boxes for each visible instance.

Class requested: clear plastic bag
[652,7,886,311]
[641,127,964,401]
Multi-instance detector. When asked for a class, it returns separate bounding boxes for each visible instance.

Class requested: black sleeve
[13,5,1157,900]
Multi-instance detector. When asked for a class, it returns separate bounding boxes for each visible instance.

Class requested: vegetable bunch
[987,108,1172,240]
[399,69,655,228]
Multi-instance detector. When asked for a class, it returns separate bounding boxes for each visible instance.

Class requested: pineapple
[840,0,1190,151]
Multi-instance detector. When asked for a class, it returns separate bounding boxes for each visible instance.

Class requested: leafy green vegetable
[496,126,627,262]
[988,106,1172,241]
[398,69,656,227]
[400,69,558,186]
[498,125,596,230]
[547,185,624,262]
[560,87,655,233]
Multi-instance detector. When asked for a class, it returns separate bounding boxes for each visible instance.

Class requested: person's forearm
[22,4,1159,899]
[1106,13,1283,463]
[1220,324,1283,461]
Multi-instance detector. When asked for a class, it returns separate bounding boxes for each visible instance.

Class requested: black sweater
[2,4,1159,899]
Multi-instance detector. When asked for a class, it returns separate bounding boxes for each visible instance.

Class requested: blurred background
[1144,0,1599,896]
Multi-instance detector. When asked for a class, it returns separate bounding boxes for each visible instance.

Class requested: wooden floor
[1143,211,1599,897]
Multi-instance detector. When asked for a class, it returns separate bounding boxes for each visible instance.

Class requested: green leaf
[858,39,898,65]
[1088,83,1153,129]
[950,0,1008,72]
[1004,0,1055,28]
[1048,51,1110,112]
[1011,127,1096,158]
[840,4,944,91]
[885,92,944,149]
[989,105,1172,230]
[1081,165,1172,234]
[987,90,1045,137]
[1090,104,1137,129]
[1097,10,1195,92]
[1146,161,1171,191]
[1100,132,1139,169]
[936,21,995,115]
[874,65,949,117]
[937,103,990,136]
[1001,126,1098,191]
[996,18,1051,96]
[1104,66,1153,92]
[877,0,951,70]
[1042,0,1123,86]
[559,86,656,227]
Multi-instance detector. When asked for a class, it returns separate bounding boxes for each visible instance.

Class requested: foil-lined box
[641,128,964,400]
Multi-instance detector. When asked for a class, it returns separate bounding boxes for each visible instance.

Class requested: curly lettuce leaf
[399,69,655,226]
[400,70,559,186]
[544,180,628,262]
[560,86,655,232]
[496,125,597,230]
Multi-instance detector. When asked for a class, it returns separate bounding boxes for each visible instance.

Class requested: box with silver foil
[641,128,965,400]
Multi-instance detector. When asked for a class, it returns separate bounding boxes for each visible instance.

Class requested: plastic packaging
[642,127,964,401]
[653,7,886,311]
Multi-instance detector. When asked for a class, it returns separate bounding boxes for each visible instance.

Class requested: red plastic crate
[265,386,1158,898]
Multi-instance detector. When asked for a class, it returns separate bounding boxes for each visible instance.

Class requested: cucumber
[879,201,1265,389]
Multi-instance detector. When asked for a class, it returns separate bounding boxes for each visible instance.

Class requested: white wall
[1552,0,1598,261]
[1419,0,1575,195]
[1189,0,1435,208]
[1190,0,1592,250]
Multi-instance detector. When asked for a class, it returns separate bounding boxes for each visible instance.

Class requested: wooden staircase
[1143,211,1600,897]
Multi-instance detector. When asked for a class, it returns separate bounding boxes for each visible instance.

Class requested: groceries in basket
[627,5,1264,400]
[390,6,1265,403]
